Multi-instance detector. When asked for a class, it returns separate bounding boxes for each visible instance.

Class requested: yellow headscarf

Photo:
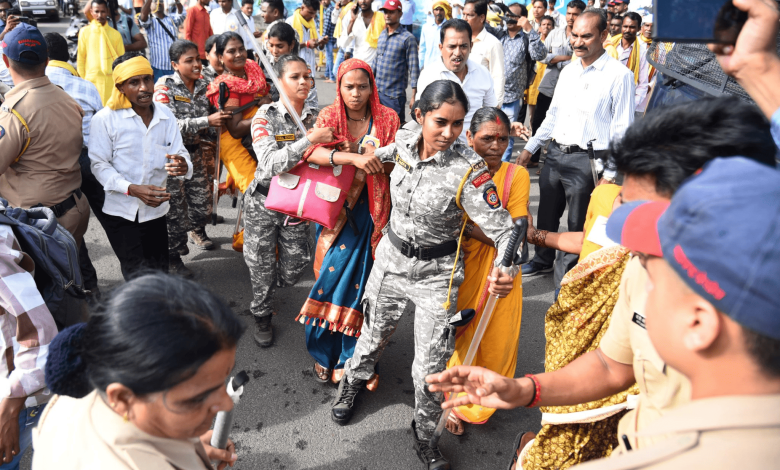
[291,8,318,47]
[105,56,154,110]
[609,34,640,85]
[431,0,452,20]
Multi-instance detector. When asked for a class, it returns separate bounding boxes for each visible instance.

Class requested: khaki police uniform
[573,394,780,469]
[599,256,692,451]
[0,76,90,247]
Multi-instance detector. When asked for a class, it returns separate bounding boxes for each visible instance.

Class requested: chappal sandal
[445,413,465,436]
[314,362,331,383]
[507,431,536,470]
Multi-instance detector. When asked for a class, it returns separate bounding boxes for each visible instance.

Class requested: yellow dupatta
[291,8,318,45]
[365,11,385,48]
[47,60,80,77]
[610,34,641,84]
[333,2,354,38]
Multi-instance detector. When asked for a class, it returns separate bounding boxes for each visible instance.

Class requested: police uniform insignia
[155,94,170,104]
[483,186,501,209]
[0,126,4,140]
[472,171,491,188]
[394,152,412,172]
[252,126,269,142]
[471,160,487,172]
[228,22,237,31]
[275,134,295,142]
[254,118,269,126]
[174,95,191,103]
[154,84,169,92]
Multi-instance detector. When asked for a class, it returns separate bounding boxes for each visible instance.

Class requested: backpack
[0,199,85,315]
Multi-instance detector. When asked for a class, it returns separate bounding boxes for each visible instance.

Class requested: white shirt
[89,104,193,223]
[470,26,505,104]
[285,16,318,72]
[525,51,634,175]
[342,11,378,64]
[210,7,235,34]
[546,8,563,28]
[416,58,498,142]
[226,11,257,53]
[616,39,650,112]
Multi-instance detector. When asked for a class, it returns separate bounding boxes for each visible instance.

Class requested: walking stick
[210,371,250,466]
[212,82,229,226]
[586,138,599,187]
[232,11,307,135]
[429,218,528,449]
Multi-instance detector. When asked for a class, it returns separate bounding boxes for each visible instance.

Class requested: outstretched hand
[425,366,525,410]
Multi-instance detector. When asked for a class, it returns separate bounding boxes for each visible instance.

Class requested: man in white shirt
[209,0,234,34]
[286,0,325,73]
[226,0,260,58]
[546,0,564,27]
[518,9,633,282]
[462,0,504,104]
[339,0,379,63]
[89,53,192,279]
[414,18,497,142]
[617,11,649,116]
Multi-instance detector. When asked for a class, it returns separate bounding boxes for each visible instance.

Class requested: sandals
[445,413,465,436]
[314,362,331,383]
[507,431,536,470]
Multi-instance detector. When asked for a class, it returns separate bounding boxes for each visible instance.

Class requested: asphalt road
[29,18,561,469]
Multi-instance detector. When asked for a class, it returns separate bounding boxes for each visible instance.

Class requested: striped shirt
[140,12,186,70]
[0,225,58,409]
[45,66,104,148]
[525,50,634,160]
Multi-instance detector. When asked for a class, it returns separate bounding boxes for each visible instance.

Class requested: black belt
[552,140,587,154]
[48,188,82,218]
[387,227,458,261]
[256,184,269,197]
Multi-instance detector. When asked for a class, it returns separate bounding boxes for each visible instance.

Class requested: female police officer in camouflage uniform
[328,80,517,470]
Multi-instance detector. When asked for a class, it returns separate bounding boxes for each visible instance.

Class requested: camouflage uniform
[153,73,216,255]
[201,65,219,84]
[244,100,317,319]
[342,127,516,441]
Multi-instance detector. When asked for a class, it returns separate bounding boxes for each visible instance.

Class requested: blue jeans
[324,41,336,81]
[501,99,521,162]
[378,90,406,123]
[333,48,346,80]
[152,67,173,83]
[0,404,45,470]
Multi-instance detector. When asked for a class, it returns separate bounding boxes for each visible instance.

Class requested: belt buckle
[400,240,417,258]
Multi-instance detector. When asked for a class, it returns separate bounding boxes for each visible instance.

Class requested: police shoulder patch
[253,118,269,127]
[483,185,501,209]
[471,160,487,172]
[154,94,170,104]
[472,171,491,188]
[154,84,169,92]
[252,126,269,142]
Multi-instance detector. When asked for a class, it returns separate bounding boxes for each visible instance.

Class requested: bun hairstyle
[273,54,308,77]
[45,273,245,399]
[416,80,469,118]
[469,106,510,136]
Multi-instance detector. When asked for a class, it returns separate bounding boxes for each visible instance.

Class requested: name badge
[632,312,646,329]
[275,134,295,142]
[394,152,412,173]
[174,95,191,103]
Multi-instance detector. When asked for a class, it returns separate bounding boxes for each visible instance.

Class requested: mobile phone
[653,0,747,44]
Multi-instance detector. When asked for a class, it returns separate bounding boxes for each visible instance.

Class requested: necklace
[347,109,370,122]
[224,68,247,79]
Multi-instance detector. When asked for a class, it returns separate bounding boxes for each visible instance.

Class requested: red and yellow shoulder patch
[154,84,169,92]
[252,126,269,142]
[154,94,170,104]
[472,171,491,188]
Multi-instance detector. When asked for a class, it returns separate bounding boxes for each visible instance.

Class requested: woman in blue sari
[296,59,400,385]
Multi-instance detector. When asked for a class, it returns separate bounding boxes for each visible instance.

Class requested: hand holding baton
[586,138,599,187]
[429,218,528,449]
[212,82,229,226]
[210,371,250,466]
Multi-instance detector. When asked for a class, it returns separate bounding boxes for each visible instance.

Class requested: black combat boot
[169,254,194,279]
[411,421,451,470]
[253,315,273,347]
[331,377,365,425]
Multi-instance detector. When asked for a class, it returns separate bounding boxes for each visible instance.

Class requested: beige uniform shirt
[0,77,83,208]
[574,394,780,470]
[33,391,213,469]
[599,256,692,450]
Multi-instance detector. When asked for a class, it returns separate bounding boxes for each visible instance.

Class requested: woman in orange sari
[445,107,530,434]
[206,32,269,194]
[296,59,400,385]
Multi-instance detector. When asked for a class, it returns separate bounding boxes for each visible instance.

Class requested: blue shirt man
[399,0,415,32]
[139,0,186,81]
[418,0,450,70]
[373,0,419,122]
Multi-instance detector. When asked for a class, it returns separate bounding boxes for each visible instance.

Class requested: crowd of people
[0,0,778,468]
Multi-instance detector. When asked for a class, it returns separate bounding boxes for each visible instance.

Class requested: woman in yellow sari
[445,107,530,435]
[206,32,269,195]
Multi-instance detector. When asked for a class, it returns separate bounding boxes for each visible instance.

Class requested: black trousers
[101,213,169,280]
[78,147,104,291]
[532,142,595,276]
[530,93,553,164]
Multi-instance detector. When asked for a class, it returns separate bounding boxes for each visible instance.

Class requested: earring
[123,412,129,423]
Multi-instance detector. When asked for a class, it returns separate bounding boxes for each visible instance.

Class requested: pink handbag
[264,160,356,229]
